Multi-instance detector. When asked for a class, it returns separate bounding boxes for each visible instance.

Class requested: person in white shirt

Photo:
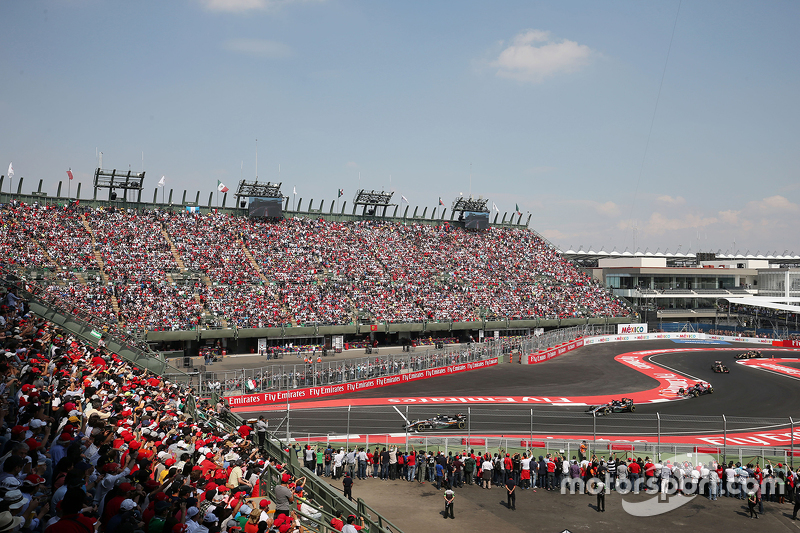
[299,497,322,525]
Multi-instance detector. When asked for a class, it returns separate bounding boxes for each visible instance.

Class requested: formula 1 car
[403,413,466,432]
[736,350,764,359]
[711,361,730,373]
[585,398,636,416]
[677,383,714,397]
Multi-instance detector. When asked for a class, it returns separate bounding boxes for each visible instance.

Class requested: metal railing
[203,324,611,396]
[260,406,799,470]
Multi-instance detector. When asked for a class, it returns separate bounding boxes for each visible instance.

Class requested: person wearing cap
[341,515,359,533]
[184,506,203,533]
[256,500,270,525]
[299,497,322,527]
[105,499,143,533]
[95,454,136,513]
[273,474,293,520]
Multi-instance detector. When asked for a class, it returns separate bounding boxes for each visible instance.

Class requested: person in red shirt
[238,424,252,440]
[45,488,97,533]
[628,459,641,493]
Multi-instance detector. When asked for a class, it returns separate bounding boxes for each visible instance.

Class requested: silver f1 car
[585,398,636,416]
[402,413,467,432]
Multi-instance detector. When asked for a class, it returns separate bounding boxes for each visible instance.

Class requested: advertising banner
[527,338,584,364]
[617,323,648,334]
[226,357,499,408]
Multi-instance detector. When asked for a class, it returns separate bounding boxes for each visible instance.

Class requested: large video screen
[464,211,490,230]
[248,197,283,218]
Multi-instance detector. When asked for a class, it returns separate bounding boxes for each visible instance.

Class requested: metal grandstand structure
[353,189,395,216]
[450,195,490,213]
[93,168,145,201]
[234,180,283,204]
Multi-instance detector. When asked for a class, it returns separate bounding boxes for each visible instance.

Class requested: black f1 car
[678,383,714,397]
[736,350,764,359]
[403,413,466,432]
[585,398,636,416]
[712,361,730,373]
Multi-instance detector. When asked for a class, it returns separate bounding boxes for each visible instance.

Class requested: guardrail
[210,394,403,533]
[256,405,799,470]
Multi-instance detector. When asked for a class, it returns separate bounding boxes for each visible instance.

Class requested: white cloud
[657,195,686,205]
[492,29,593,83]
[594,201,620,217]
[748,195,799,213]
[223,39,292,58]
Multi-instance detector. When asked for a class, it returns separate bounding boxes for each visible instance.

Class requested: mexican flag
[515,203,522,216]
[217,180,229,193]
[246,379,257,391]
[338,188,344,198]
[439,197,444,206]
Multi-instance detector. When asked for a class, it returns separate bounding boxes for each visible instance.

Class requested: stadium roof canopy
[560,249,800,266]
[723,297,800,314]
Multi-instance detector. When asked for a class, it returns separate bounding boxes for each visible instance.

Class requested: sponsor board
[618,323,648,334]
[527,339,584,364]
[585,332,771,346]
[225,357,499,407]
[670,339,730,345]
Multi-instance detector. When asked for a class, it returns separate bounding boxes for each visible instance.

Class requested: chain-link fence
[199,324,612,396]
[261,405,799,469]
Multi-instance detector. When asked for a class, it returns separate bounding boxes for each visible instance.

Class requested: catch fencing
[196,323,614,396]
[262,405,800,470]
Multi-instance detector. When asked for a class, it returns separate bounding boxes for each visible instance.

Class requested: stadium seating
[0,203,632,332]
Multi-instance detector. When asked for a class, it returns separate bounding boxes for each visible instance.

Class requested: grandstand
[0,187,634,356]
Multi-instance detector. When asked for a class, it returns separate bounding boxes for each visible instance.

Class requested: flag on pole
[217,180,229,193]
[492,202,499,212]
[7,163,13,179]
[438,197,444,206]
[293,186,297,195]
[67,169,74,181]
[338,188,344,198]
[515,203,522,216]
[401,195,409,204]
[158,176,166,187]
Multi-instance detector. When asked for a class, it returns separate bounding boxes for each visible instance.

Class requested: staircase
[80,215,120,314]
[161,228,188,272]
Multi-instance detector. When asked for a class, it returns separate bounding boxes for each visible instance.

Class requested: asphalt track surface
[254,340,800,440]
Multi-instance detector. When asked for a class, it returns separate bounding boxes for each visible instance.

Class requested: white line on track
[735,361,800,383]
[646,353,703,381]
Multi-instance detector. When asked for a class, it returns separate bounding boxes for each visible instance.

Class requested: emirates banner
[226,357,499,408]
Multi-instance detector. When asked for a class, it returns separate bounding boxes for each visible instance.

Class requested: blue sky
[1,0,798,254]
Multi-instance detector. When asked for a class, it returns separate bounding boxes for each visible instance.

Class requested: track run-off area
[235,339,800,448]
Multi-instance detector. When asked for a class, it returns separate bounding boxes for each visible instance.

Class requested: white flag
[293,186,297,195]
[158,176,166,187]
[401,195,409,204]
[7,163,13,179]
[492,202,499,212]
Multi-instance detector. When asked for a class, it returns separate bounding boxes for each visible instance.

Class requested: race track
[249,340,800,445]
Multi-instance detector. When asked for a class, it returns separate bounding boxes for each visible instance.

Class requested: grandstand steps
[160,229,188,271]
[239,241,269,283]
[74,273,87,285]
[30,237,59,271]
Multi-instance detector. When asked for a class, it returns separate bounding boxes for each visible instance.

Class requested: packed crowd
[0,285,372,533]
[302,441,800,519]
[0,203,631,332]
